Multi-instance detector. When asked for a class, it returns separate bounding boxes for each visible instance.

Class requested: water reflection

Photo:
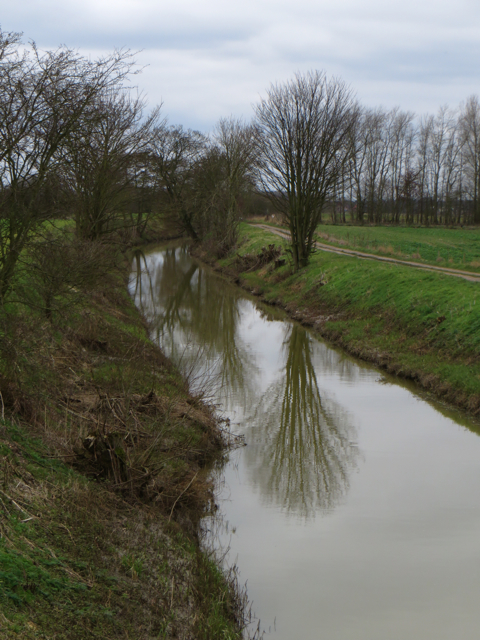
[131,245,480,640]
[247,324,358,517]
[130,245,358,518]
[132,246,259,407]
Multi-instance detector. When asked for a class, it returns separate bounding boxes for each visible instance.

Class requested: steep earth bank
[0,245,244,639]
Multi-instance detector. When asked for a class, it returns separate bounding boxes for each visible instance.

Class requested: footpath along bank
[193,222,480,418]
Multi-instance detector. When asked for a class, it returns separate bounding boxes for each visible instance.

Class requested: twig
[170,576,175,610]
[105,394,128,428]
[61,405,98,423]
[0,489,37,519]
[168,471,198,522]
[59,402,151,436]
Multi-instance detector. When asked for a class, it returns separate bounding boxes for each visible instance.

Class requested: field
[314,224,480,271]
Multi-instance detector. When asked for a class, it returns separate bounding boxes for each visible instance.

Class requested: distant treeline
[327,101,480,227]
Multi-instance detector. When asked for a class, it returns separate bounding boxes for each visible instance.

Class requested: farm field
[314,224,480,272]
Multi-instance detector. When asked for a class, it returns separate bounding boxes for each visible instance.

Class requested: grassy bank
[258,218,480,272]
[0,247,243,638]
[196,223,480,416]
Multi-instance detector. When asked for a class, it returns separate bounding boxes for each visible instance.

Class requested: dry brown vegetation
[0,253,246,638]
[233,243,285,273]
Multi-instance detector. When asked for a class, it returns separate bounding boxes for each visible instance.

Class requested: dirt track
[251,224,480,283]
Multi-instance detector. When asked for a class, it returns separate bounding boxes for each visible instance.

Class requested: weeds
[0,241,244,637]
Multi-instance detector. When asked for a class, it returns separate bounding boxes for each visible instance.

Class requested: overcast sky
[2,0,480,131]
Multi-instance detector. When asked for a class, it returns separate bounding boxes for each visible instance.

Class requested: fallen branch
[168,471,199,522]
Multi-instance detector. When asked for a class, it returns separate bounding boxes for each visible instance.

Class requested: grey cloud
[2,0,480,130]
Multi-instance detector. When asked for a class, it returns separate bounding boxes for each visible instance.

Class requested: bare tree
[24,230,120,320]
[0,28,137,299]
[255,70,356,269]
[389,109,416,224]
[415,115,434,224]
[345,105,368,223]
[429,106,449,224]
[151,118,256,254]
[60,90,161,240]
[460,96,480,224]
[196,117,257,254]
[150,124,206,239]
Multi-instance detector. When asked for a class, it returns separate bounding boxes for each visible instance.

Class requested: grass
[254,217,480,271]
[210,223,480,415]
[0,417,243,638]
[314,224,480,271]
[0,237,244,638]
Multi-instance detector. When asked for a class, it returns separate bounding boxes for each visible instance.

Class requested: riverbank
[0,247,243,638]
[192,223,480,417]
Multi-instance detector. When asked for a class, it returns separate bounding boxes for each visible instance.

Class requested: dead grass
[377,244,396,255]
[234,243,284,272]
[317,231,349,246]
[0,418,245,639]
[0,255,244,638]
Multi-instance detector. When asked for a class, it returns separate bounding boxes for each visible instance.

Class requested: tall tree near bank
[61,90,160,240]
[196,117,257,254]
[255,71,356,269]
[150,124,206,239]
[0,29,136,299]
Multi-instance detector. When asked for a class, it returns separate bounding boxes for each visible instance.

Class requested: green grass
[0,230,243,638]
[226,224,480,412]
[313,224,480,271]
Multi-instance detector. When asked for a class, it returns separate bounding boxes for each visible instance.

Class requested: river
[130,244,480,640]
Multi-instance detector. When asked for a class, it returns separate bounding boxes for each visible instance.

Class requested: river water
[130,244,480,640]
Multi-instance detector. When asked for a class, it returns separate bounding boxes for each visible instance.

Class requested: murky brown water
[131,244,480,640]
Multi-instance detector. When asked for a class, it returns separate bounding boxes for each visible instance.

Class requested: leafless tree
[255,70,356,269]
[60,90,161,240]
[460,96,480,224]
[196,117,257,254]
[0,28,137,299]
[150,124,206,239]
[151,118,256,254]
[414,115,434,224]
[389,109,416,224]
[362,108,391,223]
[24,230,120,320]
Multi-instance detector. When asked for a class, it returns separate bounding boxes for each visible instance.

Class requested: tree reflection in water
[132,246,358,518]
[132,246,259,409]
[247,324,359,518]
